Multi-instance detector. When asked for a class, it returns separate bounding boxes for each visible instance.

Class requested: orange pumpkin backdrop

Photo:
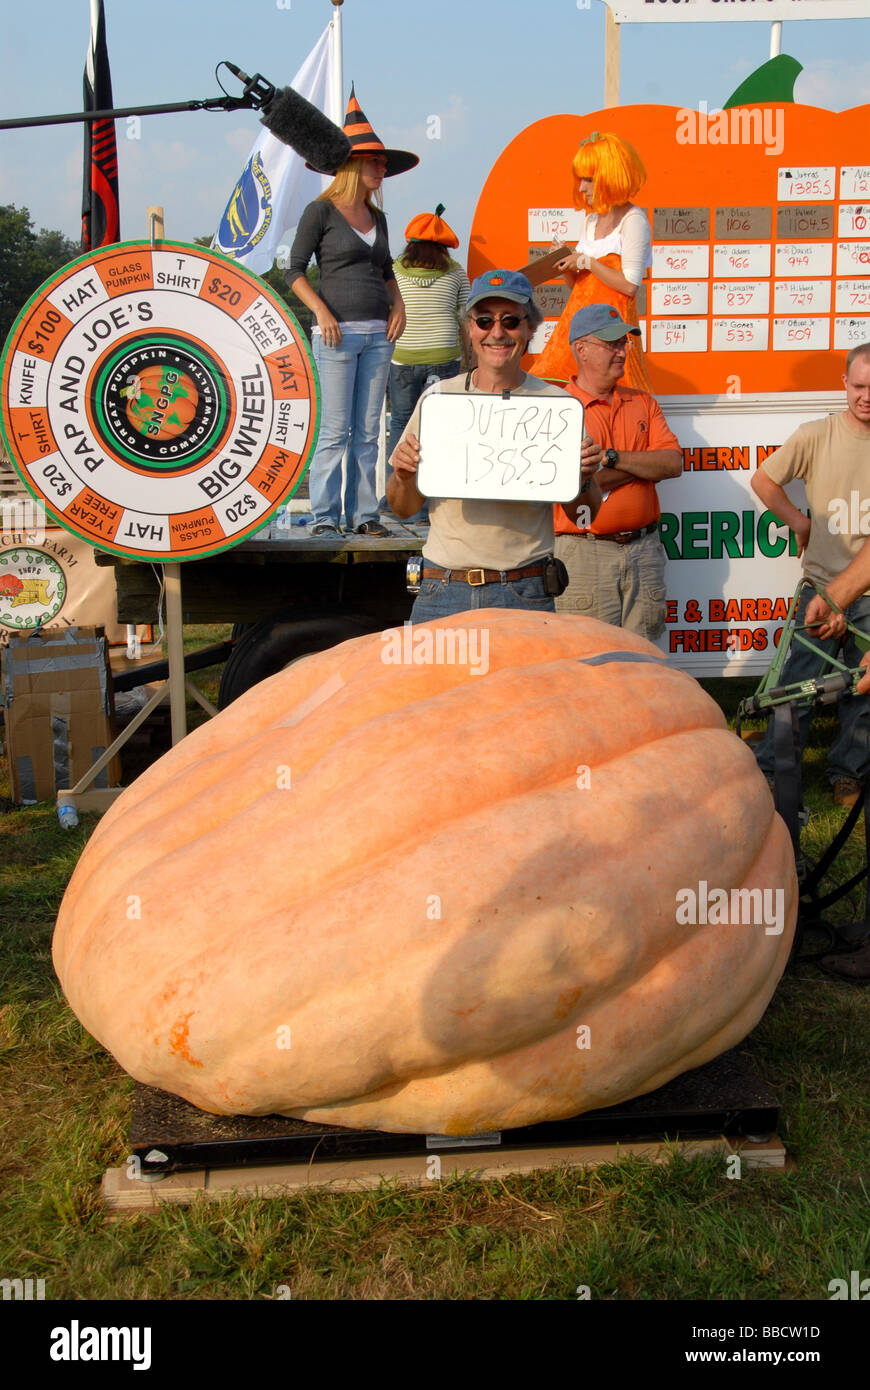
[469,102,870,395]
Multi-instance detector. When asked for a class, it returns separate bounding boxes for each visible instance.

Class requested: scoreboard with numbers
[469,102,870,395]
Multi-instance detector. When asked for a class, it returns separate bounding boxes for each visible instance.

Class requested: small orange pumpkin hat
[342,85,419,177]
[404,203,459,248]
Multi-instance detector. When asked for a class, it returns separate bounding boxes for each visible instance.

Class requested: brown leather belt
[578,522,659,546]
[421,562,547,586]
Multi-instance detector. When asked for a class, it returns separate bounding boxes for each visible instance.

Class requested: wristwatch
[604,448,619,469]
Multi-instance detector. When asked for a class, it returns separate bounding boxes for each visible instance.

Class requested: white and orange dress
[531,207,653,392]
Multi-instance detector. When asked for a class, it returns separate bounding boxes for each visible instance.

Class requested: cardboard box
[1,625,120,805]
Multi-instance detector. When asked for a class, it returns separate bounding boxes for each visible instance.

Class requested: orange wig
[572,132,646,215]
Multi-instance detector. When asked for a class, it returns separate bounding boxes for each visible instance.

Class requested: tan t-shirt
[400,372,574,570]
[761,412,870,590]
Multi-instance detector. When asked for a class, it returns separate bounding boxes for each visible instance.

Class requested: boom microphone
[261,86,351,174]
[0,59,352,175]
[222,62,350,174]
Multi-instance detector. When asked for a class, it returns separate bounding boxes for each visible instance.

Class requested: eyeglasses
[584,335,632,352]
[470,313,527,331]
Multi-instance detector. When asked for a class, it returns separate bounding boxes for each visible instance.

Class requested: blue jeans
[310,328,394,528]
[390,359,461,452]
[384,359,461,522]
[754,582,870,784]
[410,566,555,623]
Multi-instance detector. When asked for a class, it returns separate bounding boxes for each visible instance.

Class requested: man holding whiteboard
[387,269,604,622]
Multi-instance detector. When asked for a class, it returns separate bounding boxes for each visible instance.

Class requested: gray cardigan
[285,200,394,323]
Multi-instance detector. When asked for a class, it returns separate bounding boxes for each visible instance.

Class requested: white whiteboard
[417,391,584,503]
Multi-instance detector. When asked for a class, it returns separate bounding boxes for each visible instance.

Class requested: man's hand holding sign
[386,269,602,622]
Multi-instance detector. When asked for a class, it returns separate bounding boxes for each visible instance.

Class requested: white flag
[212,24,335,275]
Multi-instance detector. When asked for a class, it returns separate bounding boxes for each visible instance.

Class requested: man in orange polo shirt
[555,304,681,640]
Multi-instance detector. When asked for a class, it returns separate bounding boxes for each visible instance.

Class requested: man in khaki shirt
[388,269,603,621]
[751,342,870,807]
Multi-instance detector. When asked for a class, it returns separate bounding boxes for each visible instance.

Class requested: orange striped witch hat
[341,84,419,177]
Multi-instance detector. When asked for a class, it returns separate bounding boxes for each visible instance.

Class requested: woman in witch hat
[286,88,418,537]
[382,205,471,525]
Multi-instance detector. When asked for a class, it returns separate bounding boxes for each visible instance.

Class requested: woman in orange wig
[532,132,652,390]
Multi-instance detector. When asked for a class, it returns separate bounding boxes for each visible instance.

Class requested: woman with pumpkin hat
[382,205,471,524]
[531,131,652,392]
[286,87,418,537]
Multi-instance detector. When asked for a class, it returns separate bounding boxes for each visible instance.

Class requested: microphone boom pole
[0,63,351,172]
[0,95,253,131]
[0,62,277,130]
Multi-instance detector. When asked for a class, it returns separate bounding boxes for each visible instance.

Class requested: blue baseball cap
[467,269,534,309]
[569,304,640,342]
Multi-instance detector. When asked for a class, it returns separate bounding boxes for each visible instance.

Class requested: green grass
[1,646,869,1300]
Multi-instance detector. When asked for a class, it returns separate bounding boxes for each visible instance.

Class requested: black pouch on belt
[544,555,569,597]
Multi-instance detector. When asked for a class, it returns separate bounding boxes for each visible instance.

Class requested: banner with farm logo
[0,527,139,643]
[653,395,833,677]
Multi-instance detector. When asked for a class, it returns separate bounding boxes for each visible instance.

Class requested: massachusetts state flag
[82,0,119,250]
[212,23,335,275]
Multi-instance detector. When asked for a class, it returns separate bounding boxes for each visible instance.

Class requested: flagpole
[330,0,344,123]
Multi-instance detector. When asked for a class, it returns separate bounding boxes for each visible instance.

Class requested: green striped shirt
[392,259,471,366]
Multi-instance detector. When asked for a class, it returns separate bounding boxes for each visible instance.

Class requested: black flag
[81,0,119,250]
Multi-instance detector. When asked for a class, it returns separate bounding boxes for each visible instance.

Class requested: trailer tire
[218,610,381,708]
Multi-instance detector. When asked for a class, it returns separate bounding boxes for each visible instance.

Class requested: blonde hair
[572,133,646,215]
[317,157,383,212]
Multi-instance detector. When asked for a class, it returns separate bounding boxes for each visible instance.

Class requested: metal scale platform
[127,1048,780,1179]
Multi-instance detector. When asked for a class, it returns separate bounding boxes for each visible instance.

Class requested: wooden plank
[102,1134,787,1212]
[64,682,169,795]
[185,679,219,718]
[163,563,186,744]
[604,8,620,108]
[57,787,125,815]
[102,1166,207,1212]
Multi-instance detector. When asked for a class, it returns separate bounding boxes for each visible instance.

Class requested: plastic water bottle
[58,799,79,830]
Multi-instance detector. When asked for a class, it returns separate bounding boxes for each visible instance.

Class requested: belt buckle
[615,531,632,544]
[466,568,486,586]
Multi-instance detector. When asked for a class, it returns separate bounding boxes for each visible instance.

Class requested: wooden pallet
[102,1134,787,1213]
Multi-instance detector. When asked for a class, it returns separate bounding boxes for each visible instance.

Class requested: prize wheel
[0,240,319,562]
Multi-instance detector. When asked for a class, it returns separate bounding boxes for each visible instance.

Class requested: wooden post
[604,7,620,109]
[147,204,186,744]
[164,564,187,744]
[329,0,344,125]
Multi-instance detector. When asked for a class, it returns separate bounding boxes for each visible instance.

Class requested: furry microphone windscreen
[261,87,351,173]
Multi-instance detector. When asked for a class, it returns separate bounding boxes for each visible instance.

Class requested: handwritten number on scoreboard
[417,393,584,502]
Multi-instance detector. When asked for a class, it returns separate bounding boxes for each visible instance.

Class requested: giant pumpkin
[53,611,796,1135]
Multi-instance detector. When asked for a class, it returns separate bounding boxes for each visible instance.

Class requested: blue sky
[1,0,868,257]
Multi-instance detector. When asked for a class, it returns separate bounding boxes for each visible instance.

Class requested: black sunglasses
[470,313,527,331]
